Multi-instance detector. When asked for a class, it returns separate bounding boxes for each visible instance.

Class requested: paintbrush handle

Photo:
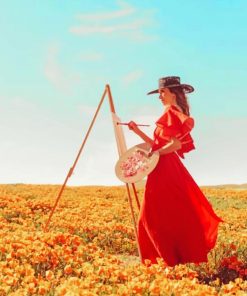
[117,122,150,127]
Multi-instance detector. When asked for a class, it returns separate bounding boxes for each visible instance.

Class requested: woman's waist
[158,151,179,159]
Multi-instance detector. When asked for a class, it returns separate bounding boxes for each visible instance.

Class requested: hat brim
[147,84,194,95]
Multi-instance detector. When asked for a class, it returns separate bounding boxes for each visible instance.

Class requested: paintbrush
[117,122,150,127]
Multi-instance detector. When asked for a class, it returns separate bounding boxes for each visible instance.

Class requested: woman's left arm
[158,137,182,155]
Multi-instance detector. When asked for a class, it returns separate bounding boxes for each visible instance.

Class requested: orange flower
[38,286,47,295]
[28,283,36,294]
[64,265,73,275]
[45,270,54,281]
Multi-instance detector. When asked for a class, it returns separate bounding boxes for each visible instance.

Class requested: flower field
[0,184,246,295]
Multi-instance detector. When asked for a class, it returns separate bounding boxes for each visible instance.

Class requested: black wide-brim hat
[147,76,194,95]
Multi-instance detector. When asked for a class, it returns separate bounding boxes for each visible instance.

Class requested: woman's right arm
[128,121,154,145]
[135,129,154,145]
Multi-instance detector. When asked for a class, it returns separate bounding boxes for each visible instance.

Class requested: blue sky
[0,0,246,186]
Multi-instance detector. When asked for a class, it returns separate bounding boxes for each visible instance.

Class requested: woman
[128,76,224,266]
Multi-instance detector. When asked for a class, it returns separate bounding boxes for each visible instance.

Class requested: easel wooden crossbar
[43,84,142,261]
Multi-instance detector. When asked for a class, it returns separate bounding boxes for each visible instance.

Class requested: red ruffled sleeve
[151,105,195,159]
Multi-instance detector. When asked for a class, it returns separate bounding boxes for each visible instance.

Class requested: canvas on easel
[111,112,127,156]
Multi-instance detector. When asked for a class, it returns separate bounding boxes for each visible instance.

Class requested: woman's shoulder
[157,104,193,121]
[155,104,194,131]
[166,104,194,121]
[165,104,183,113]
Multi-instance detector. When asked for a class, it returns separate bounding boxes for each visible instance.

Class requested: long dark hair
[170,87,190,116]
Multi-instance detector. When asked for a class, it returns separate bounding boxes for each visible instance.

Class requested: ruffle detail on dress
[151,105,195,158]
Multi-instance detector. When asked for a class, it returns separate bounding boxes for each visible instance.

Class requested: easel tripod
[44,84,142,261]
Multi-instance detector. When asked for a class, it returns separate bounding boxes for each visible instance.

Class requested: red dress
[137,105,224,266]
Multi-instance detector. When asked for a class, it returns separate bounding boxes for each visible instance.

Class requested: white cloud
[122,70,144,86]
[69,1,157,42]
[71,19,149,35]
[44,44,81,95]
[76,1,135,21]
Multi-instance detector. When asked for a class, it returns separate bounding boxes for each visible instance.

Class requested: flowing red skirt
[138,152,224,266]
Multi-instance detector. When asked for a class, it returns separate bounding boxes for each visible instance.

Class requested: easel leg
[131,183,140,210]
[126,183,142,262]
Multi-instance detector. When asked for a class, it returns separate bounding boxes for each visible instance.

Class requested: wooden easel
[43,84,142,261]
